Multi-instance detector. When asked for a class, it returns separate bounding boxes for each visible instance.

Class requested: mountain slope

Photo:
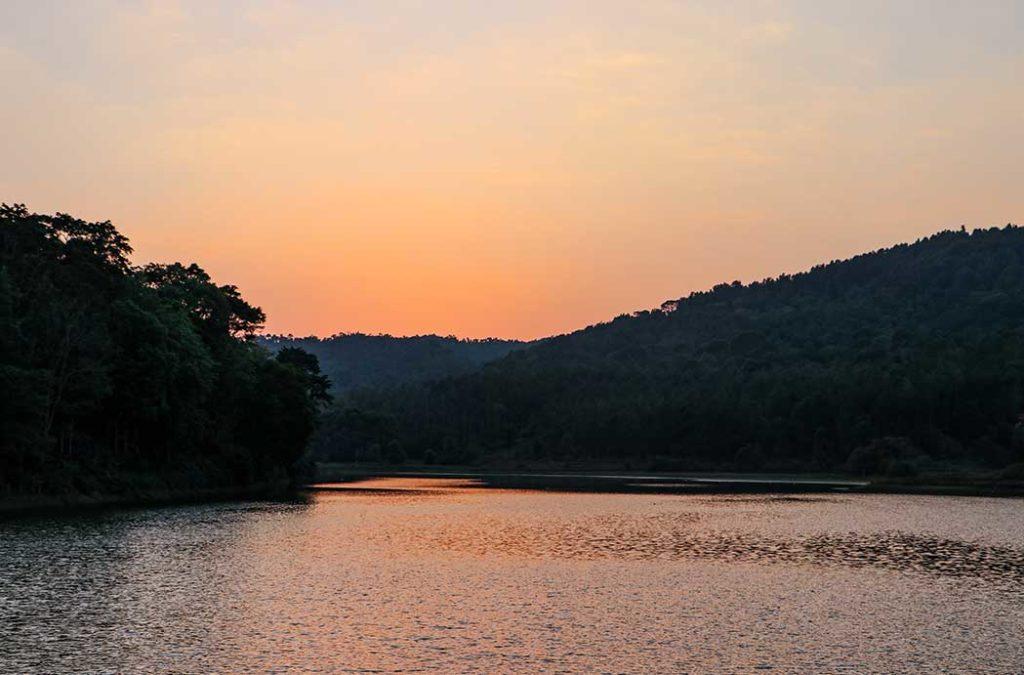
[322,226,1024,475]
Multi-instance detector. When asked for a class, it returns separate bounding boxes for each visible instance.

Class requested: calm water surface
[2,478,1023,673]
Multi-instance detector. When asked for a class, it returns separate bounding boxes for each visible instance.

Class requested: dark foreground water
[2,478,1023,673]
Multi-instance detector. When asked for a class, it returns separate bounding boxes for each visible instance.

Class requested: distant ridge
[259,333,528,393]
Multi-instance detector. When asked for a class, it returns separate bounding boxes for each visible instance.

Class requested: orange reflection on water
[313,476,487,493]
[3,477,1023,672]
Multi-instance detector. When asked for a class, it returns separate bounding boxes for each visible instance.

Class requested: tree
[275,346,332,404]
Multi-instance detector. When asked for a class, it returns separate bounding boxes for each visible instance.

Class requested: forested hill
[0,205,329,498]
[324,225,1024,477]
[259,334,526,392]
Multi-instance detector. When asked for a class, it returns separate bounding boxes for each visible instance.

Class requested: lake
[2,477,1023,672]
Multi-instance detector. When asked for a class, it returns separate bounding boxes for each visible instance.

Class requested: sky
[2,1,1022,339]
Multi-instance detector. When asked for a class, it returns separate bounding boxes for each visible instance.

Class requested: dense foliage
[0,205,328,496]
[260,333,525,393]
[322,226,1024,476]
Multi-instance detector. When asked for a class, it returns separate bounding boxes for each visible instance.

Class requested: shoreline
[3,466,1021,518]
[0,481,298,519]
[314,463,1024,498]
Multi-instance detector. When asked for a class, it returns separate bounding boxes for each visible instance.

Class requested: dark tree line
[260,333,526,393]
[0,205,329,496]
[319,226,1024,477]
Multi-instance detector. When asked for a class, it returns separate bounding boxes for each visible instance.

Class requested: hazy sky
[2,1,1021,339]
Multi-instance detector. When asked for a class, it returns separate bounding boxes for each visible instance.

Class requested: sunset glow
[3,1,1021,338]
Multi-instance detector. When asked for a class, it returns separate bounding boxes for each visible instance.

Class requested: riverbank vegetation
[317,226,1024,481]
[0,205,329,498]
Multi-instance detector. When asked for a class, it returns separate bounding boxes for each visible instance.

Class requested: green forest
[319,226,1024,479]
[0,205,329,497]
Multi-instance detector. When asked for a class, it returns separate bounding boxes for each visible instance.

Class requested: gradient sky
[2,1,1022,339]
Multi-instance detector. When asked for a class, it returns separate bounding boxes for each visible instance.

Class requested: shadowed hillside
[319,225,1024,476]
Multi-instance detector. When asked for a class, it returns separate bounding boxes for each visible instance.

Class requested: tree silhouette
[0,205,328,495]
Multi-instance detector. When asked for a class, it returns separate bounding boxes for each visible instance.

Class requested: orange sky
[2,1,1021,339]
